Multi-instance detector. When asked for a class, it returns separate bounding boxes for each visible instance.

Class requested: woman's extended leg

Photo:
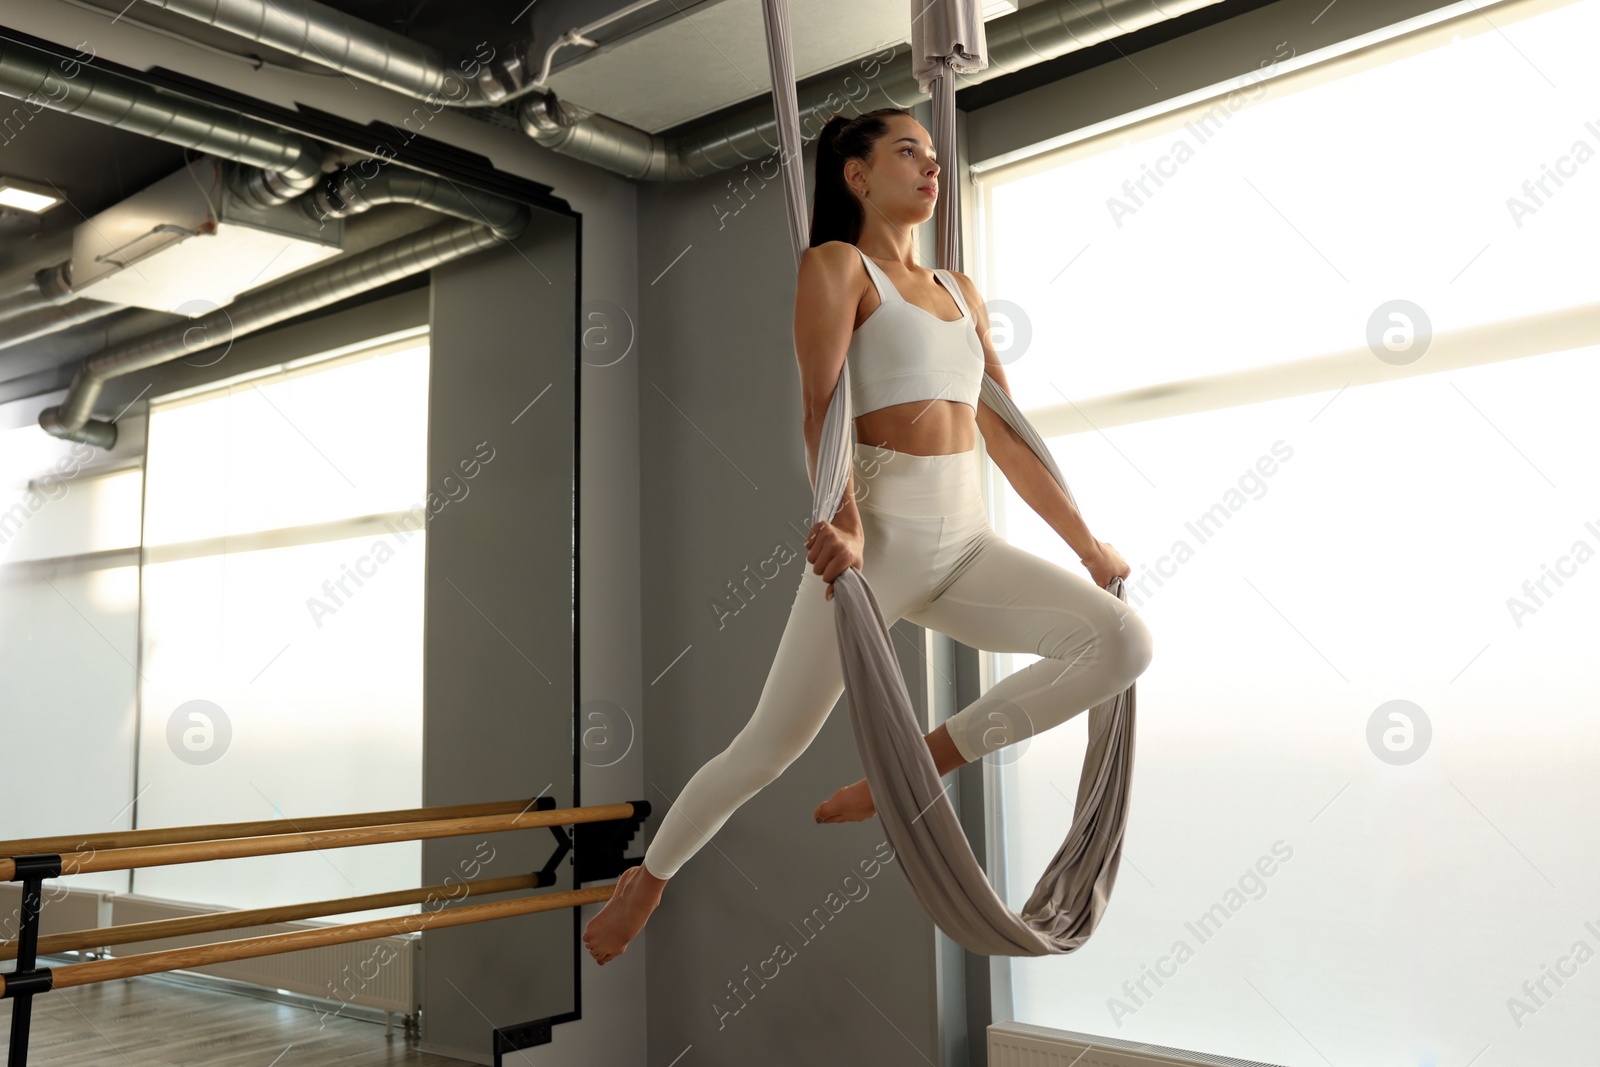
[583,504,945,963]
[644,568,850,879]
[582,567,846,963]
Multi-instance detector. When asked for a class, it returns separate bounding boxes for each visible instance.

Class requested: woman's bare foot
[813,777,875,823]
[814,724,970,824]
[582,863,665,965]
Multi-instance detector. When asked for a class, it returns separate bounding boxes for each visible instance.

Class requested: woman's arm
[794,242,863,539]
[795,243,866,599]
[951,271,1101,560]
[800,418,863,537]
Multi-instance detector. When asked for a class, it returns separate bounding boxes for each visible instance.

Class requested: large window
[1,440,143,897]
[0,330,431,925]
[973,2,1599,1064]
[137,335,431,922]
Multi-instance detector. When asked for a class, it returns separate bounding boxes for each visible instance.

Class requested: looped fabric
[758,0,1141,956]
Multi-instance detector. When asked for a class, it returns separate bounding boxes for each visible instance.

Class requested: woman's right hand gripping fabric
[806,520,864,601]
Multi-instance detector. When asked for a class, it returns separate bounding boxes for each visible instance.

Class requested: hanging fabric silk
[758,0,1141,955]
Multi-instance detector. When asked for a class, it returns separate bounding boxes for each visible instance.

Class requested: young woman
[583,108,1153,965]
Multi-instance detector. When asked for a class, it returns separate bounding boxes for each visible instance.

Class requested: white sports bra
[845,245,984,418]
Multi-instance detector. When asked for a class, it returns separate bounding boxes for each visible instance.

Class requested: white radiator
[988,1020,1285,1067]
[0,882,109,944]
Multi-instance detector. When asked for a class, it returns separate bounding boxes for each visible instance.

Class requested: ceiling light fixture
[0,177,63,213]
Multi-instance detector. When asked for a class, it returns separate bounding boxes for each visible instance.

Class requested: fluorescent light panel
[0,177,63,213]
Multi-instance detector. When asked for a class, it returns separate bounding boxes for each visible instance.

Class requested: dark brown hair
[807,107,914,248]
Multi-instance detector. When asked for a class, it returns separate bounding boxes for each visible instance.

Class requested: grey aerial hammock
[758,0,1140,956]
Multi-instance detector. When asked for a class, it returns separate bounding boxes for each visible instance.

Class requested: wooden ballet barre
[0,872,543,962]
[0,796,550,856]
[0,803,639,882]
[0,885,616,998]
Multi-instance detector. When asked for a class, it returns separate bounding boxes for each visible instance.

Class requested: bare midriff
[853,401,976,457]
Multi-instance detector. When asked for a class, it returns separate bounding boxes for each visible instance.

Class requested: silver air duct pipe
[0,37,324,209]
[0,264,75,325]
[38,210,529,448]
[0,36,329,364]
[135,0,502,104]
[307,167,529,238]
[0,300,124,354]
[516,0,1230,180]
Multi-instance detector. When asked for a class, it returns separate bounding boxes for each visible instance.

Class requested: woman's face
[852,116,941,222]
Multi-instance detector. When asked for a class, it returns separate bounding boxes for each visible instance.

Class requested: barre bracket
[5,854,61,1067]
[536,799,651,888]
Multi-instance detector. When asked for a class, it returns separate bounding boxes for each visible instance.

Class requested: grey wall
[419,209,580,1061]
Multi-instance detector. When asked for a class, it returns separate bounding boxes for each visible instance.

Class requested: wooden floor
[0,975,479,1066]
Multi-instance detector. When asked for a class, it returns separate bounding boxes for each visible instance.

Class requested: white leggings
[642,443,1154,880]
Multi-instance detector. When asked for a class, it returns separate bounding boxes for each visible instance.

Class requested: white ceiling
[541,0,1018,134]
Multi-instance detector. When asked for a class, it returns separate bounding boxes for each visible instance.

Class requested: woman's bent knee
[1111,609,1154,684]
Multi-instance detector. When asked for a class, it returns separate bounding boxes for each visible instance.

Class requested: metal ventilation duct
[306,167,529,237]
[39,211,529,448]
[0,265,75,326]
[0,302,124,355]
[0,37,324,209]
[0,33,533,448]
[135,0,499,103]
[0,36,333,335]
[133,0,1231,181]
[69,156,344,314]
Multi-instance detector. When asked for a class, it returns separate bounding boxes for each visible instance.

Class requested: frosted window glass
[135,535,425,922]
[136,342,428,923]
[984,0,1600,402]
[985,4,1600,1064]
[995,349,1600,1065]
[0,424,96,492]
[143,344,429,545]
[0,562,141,895]
[0,430,141,564]
[0,437,143,892]
[0,467,144,564]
